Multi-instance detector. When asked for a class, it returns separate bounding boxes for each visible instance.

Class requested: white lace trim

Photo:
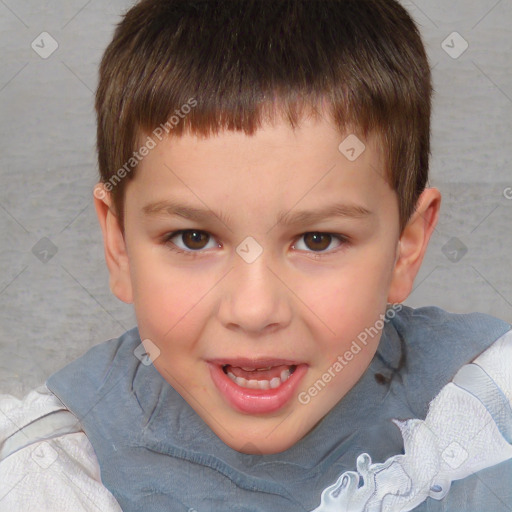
[311,330,512,512]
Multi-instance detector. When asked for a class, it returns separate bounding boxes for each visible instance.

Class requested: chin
[226,434,299,455]
[209,414,310,455]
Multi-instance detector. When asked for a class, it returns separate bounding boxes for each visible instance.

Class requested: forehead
[128,116,392,223]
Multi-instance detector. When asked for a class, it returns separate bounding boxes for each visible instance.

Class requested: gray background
[0,0,511,398]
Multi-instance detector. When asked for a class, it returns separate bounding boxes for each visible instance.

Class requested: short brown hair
[95,0,432,232]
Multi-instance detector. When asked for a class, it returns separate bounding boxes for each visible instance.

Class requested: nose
[217,250,292,335]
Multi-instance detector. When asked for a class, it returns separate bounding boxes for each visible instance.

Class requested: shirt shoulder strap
[0,408,83,460]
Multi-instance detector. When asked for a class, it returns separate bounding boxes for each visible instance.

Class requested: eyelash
[162,230,350,259]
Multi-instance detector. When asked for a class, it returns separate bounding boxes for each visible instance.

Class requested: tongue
[225,364,292,381]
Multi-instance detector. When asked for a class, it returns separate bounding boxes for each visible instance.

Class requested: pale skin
[94,113,441,454]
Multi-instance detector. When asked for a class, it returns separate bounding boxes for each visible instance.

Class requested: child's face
[97,114,438,454]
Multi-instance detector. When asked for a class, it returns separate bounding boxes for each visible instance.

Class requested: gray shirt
[45,305,512,511]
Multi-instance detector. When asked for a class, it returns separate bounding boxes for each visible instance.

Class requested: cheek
[299,257,393,332]
[129,251,187,334]
[129,250,218,352]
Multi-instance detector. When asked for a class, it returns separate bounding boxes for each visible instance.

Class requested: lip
[207,360,308,414]
[208,357,302,368]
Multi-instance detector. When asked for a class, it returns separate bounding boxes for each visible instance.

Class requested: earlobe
[93,184,134,304]
[387,187,441,303]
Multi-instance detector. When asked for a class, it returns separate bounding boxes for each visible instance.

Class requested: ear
[387,187,441,303]
[93,184,133,304]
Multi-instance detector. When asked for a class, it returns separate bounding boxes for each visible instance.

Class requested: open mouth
[208,360,307,414]
[222,364,297,390]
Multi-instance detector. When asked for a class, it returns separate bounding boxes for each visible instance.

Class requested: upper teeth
[226,369,292,390]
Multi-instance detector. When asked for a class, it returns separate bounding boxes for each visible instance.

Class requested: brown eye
[180,230,210,250]
[303,232,332,251]
[292,232,348,257]
[165,229,217,254]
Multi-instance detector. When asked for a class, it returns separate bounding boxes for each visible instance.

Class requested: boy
[1,0,511,511]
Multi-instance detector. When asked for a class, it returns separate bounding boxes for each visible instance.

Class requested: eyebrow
[142,200,372,227]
